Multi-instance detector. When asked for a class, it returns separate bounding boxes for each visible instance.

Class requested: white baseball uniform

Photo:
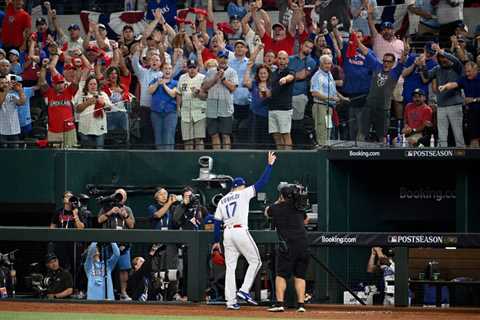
[214,185,262,306]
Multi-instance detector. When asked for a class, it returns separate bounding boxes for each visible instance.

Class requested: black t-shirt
[173,203,206,230]
[268,67,295,111]
[46,268,73,295]
[267,202,307,244]
[50,208,86,229]
[127,255,153,300]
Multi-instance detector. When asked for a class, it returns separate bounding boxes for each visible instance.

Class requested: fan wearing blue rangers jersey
[212,151,276,310]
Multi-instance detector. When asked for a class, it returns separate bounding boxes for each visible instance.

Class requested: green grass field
[0,312,297,320]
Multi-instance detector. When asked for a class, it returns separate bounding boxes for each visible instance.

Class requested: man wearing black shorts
[266,184,309,313]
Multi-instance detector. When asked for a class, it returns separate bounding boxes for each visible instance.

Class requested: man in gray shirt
[422,43,464,147]
[202,50,238,149]
[356,37,407,143]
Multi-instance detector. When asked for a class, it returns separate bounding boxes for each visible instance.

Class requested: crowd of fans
[0,0,479,149]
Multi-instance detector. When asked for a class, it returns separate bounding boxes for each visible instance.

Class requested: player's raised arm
[253,152,276,192]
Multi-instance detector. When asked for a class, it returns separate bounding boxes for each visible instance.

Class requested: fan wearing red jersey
[38,59,80,147]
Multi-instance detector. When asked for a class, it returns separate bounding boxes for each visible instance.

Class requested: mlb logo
[405,151,413,157]
[388,236,398,243]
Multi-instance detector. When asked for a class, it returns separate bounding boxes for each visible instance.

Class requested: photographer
[84,242,120,300]
[44,253,73,299]
[148,188,177,230]
[49,191,88,298]
[127,245,161,301]
[267,184,310,313]
[97,188,135,300]
[147,188,180,300]
[50,191,86,230]
[173,187,207,230]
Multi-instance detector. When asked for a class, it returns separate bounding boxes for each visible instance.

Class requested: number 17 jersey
[214,186,255,228]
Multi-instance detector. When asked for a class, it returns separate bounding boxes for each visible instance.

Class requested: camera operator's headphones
[280,185,295,200]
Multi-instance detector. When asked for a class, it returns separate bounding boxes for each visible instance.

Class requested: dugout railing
[1,227,479,307]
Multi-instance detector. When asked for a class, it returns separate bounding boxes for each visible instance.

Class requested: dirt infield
[1,301,480,320]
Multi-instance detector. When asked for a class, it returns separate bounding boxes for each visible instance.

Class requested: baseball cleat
[226,303,241,310]
[267,305,285,312]
[297,306,306,312]
[237,290,258,305]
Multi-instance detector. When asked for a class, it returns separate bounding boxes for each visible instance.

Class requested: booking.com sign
[399,187,456,202]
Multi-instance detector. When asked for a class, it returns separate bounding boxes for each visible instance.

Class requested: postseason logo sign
[388,235,443,244]
[404,149,465,158]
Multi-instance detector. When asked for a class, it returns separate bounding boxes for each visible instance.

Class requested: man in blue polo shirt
[148,63,178,150]
[439,62,480,147]
[288,40,316,123]
[228,40,250,148]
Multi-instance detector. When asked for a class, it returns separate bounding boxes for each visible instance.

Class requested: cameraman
[148,188,177,230]
[147,188,180,300]
[48,191,86,297]
[44,253,73,299]
[173,187,207,230]
[127,245,160,301]
[84,242,120,300]
[97,188,135,300]
[50,191,86,230]
[267,185,310,313]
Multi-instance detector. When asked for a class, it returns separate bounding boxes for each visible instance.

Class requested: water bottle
[430,135,435,148]
[402,134,407,148]
[125,0,134,11]
[386,134,391,146]
[0,280,7,299]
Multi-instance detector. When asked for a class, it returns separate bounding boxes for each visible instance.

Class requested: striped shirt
[0,92,21,135]
[372,33,404,63]
[204,67,238,118]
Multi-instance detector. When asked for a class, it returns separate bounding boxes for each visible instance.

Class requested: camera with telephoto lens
[97,192,124,211]
[24,262,50,297]
[280,183,310,212]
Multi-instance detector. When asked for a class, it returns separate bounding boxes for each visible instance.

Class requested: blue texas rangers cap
[232,177,246,188]
[380,21,394,30]
[217,50,229,59]
[412,88,425,96]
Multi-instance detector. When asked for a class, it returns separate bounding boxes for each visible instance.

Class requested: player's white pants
[223,227,262,306]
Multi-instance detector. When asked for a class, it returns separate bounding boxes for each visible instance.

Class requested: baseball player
[212,151,276,310]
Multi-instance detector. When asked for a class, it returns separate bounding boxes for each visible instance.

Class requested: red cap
[191,7,208,17]
[177,8,190,19]
[72,57,83,67]
[52,73,65,84]
[175,17,193,25]
[217,22,235,34]
[87,44,101,54]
